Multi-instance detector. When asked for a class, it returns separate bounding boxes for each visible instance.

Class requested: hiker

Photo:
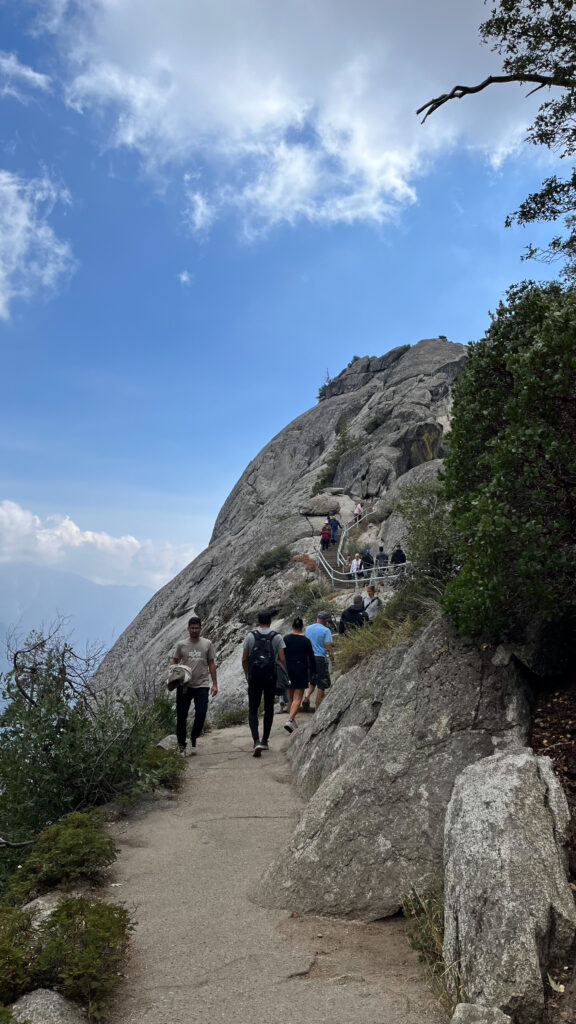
[375,545,389,577]
[171,616,218,756]
[390,544,407,565]
[329,514,342,545]
[302,611,334,710]
[283,617,316,734]
[361,548,374,579]
[320,522,331,550]
[242,611,286,757]
[350,552,362,581]
[338,594,369,633]
[353,501,363,523]
[363,584,382,621]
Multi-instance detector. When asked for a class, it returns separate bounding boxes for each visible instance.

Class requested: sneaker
[252,743,264,758]
[260,741,269,750]
[188,745,197,756]
[178,745,187,757]
[277,703,288,713]
[284,720,297,733]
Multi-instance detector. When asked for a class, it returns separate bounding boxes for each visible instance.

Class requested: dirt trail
[108,722,444,1024]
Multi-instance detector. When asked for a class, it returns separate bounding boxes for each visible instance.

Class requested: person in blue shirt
[302,611,334,710]
[328,514,342,545]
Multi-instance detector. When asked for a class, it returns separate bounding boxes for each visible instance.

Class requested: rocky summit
[94,337,466,703]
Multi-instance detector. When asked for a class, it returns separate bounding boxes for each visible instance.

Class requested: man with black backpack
[242,611,287,757]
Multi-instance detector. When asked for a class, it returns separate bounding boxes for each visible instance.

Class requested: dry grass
[334,613,424,673]
[403,883,466,1017]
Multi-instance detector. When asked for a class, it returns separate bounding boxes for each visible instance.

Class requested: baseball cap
[317,610,330,620]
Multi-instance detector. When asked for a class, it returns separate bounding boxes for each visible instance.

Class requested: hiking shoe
[284,720,296,733]
[260,741,269,750]
[188,746,197,756]
[277,703,287,713]
[178,745,187,757]
[252,743,264,758]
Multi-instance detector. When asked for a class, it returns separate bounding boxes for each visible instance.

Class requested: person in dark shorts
[303,611,334,710]
[242,610,286,757]
[283,617,316,734]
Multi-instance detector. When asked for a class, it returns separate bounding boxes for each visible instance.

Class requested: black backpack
[248,630,277,683]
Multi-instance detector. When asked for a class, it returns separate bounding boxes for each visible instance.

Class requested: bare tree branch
[0,836,35,849]
[417,73,572,123]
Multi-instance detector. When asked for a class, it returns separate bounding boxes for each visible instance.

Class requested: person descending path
[171,616,218,756]
[242,611,286,757]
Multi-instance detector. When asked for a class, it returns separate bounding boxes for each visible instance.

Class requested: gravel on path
[107,722,444,1024]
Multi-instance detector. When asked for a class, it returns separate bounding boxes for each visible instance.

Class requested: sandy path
[108,722,444,1024]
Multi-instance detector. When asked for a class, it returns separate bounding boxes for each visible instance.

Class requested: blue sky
[0,0,562,596]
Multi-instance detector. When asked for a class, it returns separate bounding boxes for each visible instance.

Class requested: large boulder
[11,989,85,1024]
[443,751,576,1024]
[93,338,466,700]
[258,615,531,920]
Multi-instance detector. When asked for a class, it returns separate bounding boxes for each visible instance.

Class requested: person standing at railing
[390,544,407,566]
[375,546,389,577]
[350,553,362,582]
[361,548,374,579]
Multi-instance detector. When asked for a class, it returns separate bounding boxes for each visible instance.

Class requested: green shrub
[0,1008,17,1023]
[0,905,35,1004]
[211,707,249,729]
[135,745,186,790]
[334,612,425,673]
[7,812,116,906]
[240,545,292,592]
[282,579,332,618]
[395,479,458,590]
[442,281,576,641]
[36,896,131,1021]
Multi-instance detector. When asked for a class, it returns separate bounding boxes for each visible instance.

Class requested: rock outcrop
[443,751,576,1024]
[11,989,85,1024]
[94,337,466,703]
[257,615,531,920]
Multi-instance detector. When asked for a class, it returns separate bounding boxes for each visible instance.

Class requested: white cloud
[0,170,76,319]
[0,51,51,101]
[42,0,540,237]
[177,269,192,285]
[0,500,197,588]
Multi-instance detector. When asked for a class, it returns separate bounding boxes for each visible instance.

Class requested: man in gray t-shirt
[242,610,286,757]
[172,616,217,755]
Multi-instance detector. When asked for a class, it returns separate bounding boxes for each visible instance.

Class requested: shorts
[314,656,331,690]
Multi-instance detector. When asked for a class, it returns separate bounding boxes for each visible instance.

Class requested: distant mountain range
[0,563,152,674]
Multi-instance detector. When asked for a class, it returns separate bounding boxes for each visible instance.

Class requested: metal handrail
[316,547,410,588]
[336,509,375,567]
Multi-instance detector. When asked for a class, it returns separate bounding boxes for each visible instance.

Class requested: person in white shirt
[363,585,382,621]
[350,553,362,582]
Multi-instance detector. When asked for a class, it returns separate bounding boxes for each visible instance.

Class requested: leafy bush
[211,707,249,729]
[136,745,186,790]
[0,626,183,877]
[334,610,427,673]
[0,1008,16,1023]
[36,896,131,1021]
[0,905,35,1004]
[395,479,458,590]
[442,281,576,640]
[282,579,331,618]
[7,812,116,906]
[240,545,292,592]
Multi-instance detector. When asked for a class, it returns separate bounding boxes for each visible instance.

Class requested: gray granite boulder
[258,615,531,920]
[443,751,576,1024]
[93,338,466,703]
[452,1006,513,1024]
[11,989,85,1024]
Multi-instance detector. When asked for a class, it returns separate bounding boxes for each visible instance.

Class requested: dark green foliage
[35,896,131,1021]
[136,745,186,790]
[312,418,357,494]
[442,281,576,639]
[240,545,292,592]
[0,627,183,868]
[7,812,116,906]
[0,906,35,1004]
[395,479,458,590]
[0,1008,16,1023]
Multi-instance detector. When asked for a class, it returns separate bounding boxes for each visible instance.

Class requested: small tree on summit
[418,0,576,277]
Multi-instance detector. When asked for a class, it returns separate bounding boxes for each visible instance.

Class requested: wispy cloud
[177,269,192,285]
[0,170,76,319]
[0,500,197,588]
[0,51,51,102]
[41,0,539,239]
